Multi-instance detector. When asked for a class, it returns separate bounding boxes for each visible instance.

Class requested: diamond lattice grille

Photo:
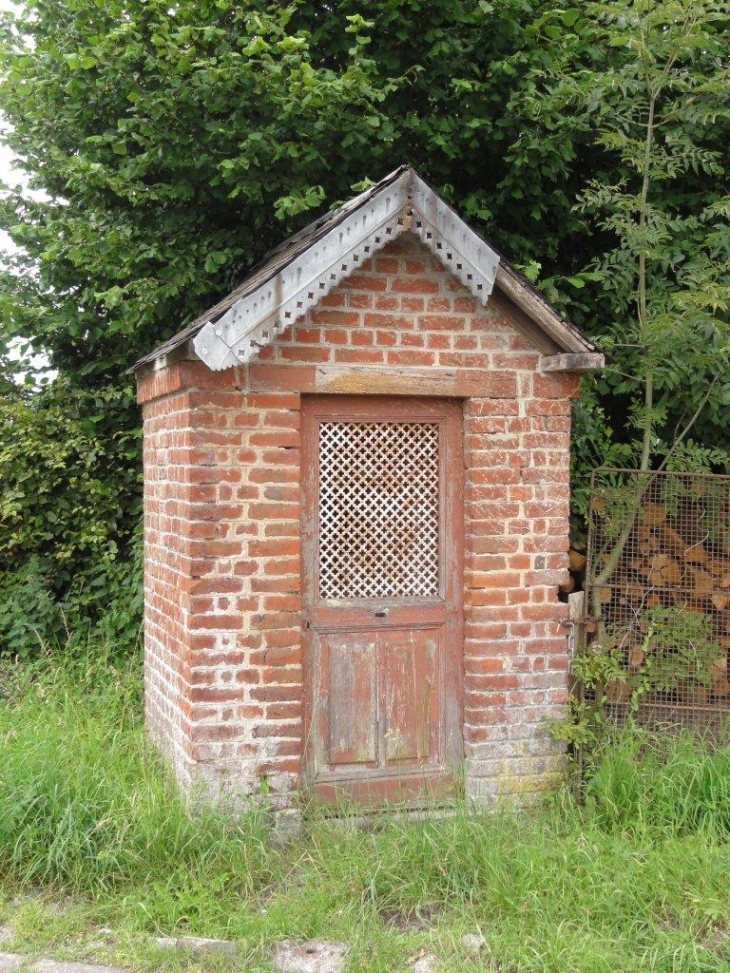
[318,421,440,599]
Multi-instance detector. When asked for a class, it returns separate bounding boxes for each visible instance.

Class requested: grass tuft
[584,723,730,837]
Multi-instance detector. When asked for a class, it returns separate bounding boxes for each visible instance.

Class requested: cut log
[641,503,667,527]
[659,523,709,569]
[683,542,708,566]
[596,585,612,605]
[711,593,730,611]
[619,580,646,603]
[721,573,730,589]
[647,554,682,586]
[709,558,730,577]
[639,536,660,555]
[560,576,576,595]
[606,679,632,704]
[569,549,587,572]
[628,643,645,667]
[660,523,688,553]
[711,658,730,697]
[688,566,714,597]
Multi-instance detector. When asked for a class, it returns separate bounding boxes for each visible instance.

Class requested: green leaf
[65,53,97,70]
[203,251,228,273]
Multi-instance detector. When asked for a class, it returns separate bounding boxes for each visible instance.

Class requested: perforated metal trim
[410,174,500,301]
[318,421,440,600]
[194,183,413,371]
[192,170,502,371]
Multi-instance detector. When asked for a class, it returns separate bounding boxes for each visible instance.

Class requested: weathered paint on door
[301,396,463,805]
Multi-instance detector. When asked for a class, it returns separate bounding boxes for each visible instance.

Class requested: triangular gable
[194,167,504,371]
[133,166,602,373]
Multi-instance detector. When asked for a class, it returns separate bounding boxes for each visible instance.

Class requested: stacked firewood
[560,548,587,597]
[586,497,730,704]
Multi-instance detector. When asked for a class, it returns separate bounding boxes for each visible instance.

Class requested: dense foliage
[538,1,730,474]
[0,379,142,655]
[0,0,728,655]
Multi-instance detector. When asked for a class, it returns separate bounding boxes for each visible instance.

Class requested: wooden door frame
[300,395,464,806]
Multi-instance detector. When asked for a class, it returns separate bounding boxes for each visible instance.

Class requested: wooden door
[301,396,463,806]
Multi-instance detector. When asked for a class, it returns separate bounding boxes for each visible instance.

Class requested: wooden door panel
[312,771,455,807]
[382,629,436,764]
[323,631,377,767]
[301,396,463,807]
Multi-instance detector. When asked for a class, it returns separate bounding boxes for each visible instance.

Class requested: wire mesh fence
[584,469,730,731]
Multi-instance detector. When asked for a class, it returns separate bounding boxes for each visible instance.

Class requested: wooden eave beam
[495,264,597,357]
[541,352,606,373]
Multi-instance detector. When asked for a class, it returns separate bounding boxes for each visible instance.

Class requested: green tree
[2,0,566,654]
[523,0,730,616]
[2,0,578,381]
[1,0,729,655]
[531,1,730,476]
[0,378,142,657]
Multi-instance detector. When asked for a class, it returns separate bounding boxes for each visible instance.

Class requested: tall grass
[1,650,730,971]
[0,647,278,917]
[584,725,730,836]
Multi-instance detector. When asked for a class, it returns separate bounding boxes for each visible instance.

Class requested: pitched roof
[133,166,603,372]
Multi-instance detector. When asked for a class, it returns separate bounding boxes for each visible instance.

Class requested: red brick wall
[138,234,580,805]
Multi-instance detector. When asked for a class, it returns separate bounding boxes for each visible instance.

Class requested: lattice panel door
[318,421,440,600]
[301,396,463,807]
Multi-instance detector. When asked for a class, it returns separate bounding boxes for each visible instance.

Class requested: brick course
[138,234,580,806]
